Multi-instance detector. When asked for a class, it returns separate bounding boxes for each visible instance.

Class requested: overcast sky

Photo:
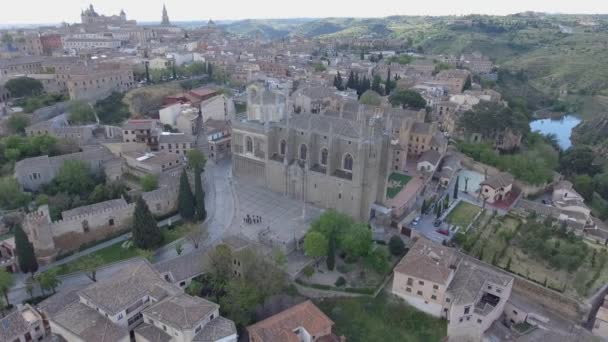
[1,0,607,25]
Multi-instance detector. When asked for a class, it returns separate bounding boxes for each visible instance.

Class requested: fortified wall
[23,184,178,264]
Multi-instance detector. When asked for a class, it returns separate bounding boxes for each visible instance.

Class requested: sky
[1,0,607,25]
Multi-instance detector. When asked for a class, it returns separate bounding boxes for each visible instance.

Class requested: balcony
[474,292,500,316]
[254,150,266,159]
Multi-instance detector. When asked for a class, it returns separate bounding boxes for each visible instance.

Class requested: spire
[161,4,171,26]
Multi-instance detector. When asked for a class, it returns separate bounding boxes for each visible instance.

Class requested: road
[8,158,236,305]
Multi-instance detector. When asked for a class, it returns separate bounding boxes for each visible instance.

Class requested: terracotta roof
[394,237,459,285]
[143,293,218,330]
[247,300,334,342]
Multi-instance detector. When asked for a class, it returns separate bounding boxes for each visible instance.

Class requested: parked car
[437,228,450,236]
[411,216,420,226]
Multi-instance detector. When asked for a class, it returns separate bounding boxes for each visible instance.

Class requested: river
[529,114,581,150]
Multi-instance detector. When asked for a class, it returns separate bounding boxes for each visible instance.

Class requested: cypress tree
[15,224,38,275]
[132,197,162,249]
[194,167,207,221]
[327,237,336,271]
[386,67,392,94]
[178,169,195,220]
[454,176,460,200]
[347,71,355,89]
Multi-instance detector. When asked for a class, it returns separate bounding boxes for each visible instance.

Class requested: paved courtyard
[227,180,323,253]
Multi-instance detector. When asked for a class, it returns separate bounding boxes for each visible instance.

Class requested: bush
[337,264,353,274]
[388,236,406,256]
[335,276,347,287]
[303,265,314,279]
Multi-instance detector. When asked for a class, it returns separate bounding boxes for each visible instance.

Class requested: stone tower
[161,4,171,26]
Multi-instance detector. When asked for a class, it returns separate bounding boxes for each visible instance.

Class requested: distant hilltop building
[161,4,171,26]
[80,4,131,26]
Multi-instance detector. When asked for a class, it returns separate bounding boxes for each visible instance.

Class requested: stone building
[57,63,135,101]
[205,119,232,161]
[392,238,513,342]
[246,83,288,122]
[14,146,115,191]
[0,304,46,342]
[0,56,44,85]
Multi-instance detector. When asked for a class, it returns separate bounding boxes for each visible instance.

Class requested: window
[459,317,463,323]
[343,153,353,171]
[513,310,518,315]
[418,280,424,285]
[320,148,328,165]
[246,136,253,153]
[406,287,411,292]
[109,218,114,226]
[407,278,413,286]
[280,140,286,155]
[431,295,437,300]
[82,220,89,233]
[300,144,307,160]
[338,193,342,199]
[163,325,167,331]
[464,306,470,315]
[417,291,423,296]
[433,284,439,290]
[496,288,502,293]
[446,298,451,303]
[477,319,482,324]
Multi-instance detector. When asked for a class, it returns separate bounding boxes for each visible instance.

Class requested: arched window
[320,148,328,166]
[246,136,253,153]
[299,144,307,160]
[343,154,354,171]
[279,140,286,155]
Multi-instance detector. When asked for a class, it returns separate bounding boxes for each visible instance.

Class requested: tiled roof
[0,308,31,341]
[447,257,512,306]
[419,149,441,165]
[193,316,237,342]
[78,259,181,316]
[394,237,459,285]
[286,114,361,139]
[52,302,129,342]
[134,323,172,342]
[143,294,218,330]
[247,300,334,342]
[154,249,209,283]
[480,172,514,189]
[61,198,127,219]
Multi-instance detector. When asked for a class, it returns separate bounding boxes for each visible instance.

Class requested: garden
[316,294,447,342]
[386,172,412,199]
[454,211,608,298]
[445,201,482,228]
[298,210,408,294]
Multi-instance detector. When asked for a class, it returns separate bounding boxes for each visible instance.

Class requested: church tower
[161,4,171,26]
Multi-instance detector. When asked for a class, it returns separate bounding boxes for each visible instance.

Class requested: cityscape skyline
[1,0,608,25]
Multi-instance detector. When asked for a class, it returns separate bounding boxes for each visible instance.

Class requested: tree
[178,169,195,220]
[54,160,94,195]
[388,235,406,256]
[0,177,30,210]
[140,175,158,192]
[175,242,184,255]
[594,172,608,200]
[389,90,427,109]
[220,279,260,326]
[303,265,314,279]
[37,270,61,294]
[454,176,460,200]
[68,100,96,124]
[187,149,207,171]
[132,196,162,249]
[359,90,382,106]
[209,244,233,286]
[94,92,130,125]
[273,248,287,268]
[327,237,336,271]
[421,199,427,214]
[0,269,14,307]
[459,101,529,139]
[303,231,328,257]
[573,174,594,201]
[333,72,344,90]
[25,277,35,299]
[506,257,512,271]
[5,77,43,97]
[194,167,206,221]
[15,224,38,275]
[559,145,600,176]
[183,222,208,249]
[340,223,372,257]
[385,67,393,94]
[6,114,30,134]
[364,245,390,274]
[310,210,353,238]
[75,254,104,282]
[186,279,203,296]
[347,71,356,89]
[371,75,384,95]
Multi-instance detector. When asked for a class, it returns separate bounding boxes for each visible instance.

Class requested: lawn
[53,225,190,276]
[445,201,482,228]
[386,172,412,199]
[316,295,447,342]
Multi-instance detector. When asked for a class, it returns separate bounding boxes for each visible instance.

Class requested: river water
[529,114,581,150]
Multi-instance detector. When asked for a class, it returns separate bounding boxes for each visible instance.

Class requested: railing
[125,299,144,315]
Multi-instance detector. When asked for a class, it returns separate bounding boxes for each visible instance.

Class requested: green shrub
[335,276,347,287]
